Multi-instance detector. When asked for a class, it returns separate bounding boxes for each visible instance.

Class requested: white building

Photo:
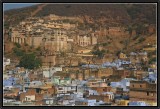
[110,78,136,92]
[3,57,11,71]
[25,95,35,102]
[43,70,51,78]
[75,98,97,106]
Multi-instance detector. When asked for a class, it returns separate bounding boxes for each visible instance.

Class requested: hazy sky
[3,3,40,11]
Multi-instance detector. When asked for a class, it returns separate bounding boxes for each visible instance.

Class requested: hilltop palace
[9,14,129,67]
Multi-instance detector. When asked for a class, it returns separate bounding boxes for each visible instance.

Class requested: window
[71,86,75,89]
[92,83,96,85]
[147,92,149,96]
[46,101,49,104]
[42,38,46,42]
[126,72,129,76]
[51,38,55,41]
[140,85,142,88]
[132,85,134,87]
[59,88,63,90]
[61,38,64,41]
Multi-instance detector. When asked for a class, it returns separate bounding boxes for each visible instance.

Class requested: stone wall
[129,90,157,102]
[41,55,56,67]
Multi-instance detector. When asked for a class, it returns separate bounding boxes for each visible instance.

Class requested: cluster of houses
[4,13,157,106]
[3,50,157,106]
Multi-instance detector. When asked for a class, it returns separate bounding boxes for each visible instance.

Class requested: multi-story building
[41,28,68,52]
[129,81,157,102]
[76,33,98,47]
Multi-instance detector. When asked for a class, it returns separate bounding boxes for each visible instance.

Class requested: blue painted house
[3,77,19,86]
[13,84,23,91]
[129,101,149,106]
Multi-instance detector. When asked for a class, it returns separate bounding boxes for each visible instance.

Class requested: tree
[92,49,105,59]
[148,57,156,64]
[107,82,111,86]
[13,47,25,56]
[36,46,41,51]
[138,37,145,43]
[14,43,21,48]
[19,53,42,69]
[4,22,9,29]
[116,50,121,56]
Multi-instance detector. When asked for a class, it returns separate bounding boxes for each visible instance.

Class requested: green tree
[138,37,145,43]
[36,46,41,51]
[13,47,25,56]
[148,57,156,64]
[4,22,9,29]
[116,50,121,56]
[92,49,105,59]
[19,53,42,69]
[14,43,21,48]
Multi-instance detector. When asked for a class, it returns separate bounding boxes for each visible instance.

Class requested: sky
[3,3,40,11]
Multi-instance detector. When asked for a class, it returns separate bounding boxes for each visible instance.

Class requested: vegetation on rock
[19,53,42,69]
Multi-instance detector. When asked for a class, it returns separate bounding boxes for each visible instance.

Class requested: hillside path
[31,4,47,17]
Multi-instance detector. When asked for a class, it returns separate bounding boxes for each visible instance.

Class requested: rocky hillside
[4,4,156,58]
[4,4,156,27]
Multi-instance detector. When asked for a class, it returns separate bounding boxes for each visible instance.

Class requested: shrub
[13,48,24,56]
[132,35,139,40]
[19,53,42,69]
[36,47,41,51]
[24,43,28,46]
[14,43,21,48]
[102,43,108,46]
[92,49,105,59]
[148,57,156,64]
[138,37,145,43]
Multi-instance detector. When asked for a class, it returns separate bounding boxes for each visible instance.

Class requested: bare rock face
[4,4,156,27]
[148,25,156,34]
[4,43,14,53]
[131,30,136,36]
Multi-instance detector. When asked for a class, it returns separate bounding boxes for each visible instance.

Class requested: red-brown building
[129,81,157,102]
